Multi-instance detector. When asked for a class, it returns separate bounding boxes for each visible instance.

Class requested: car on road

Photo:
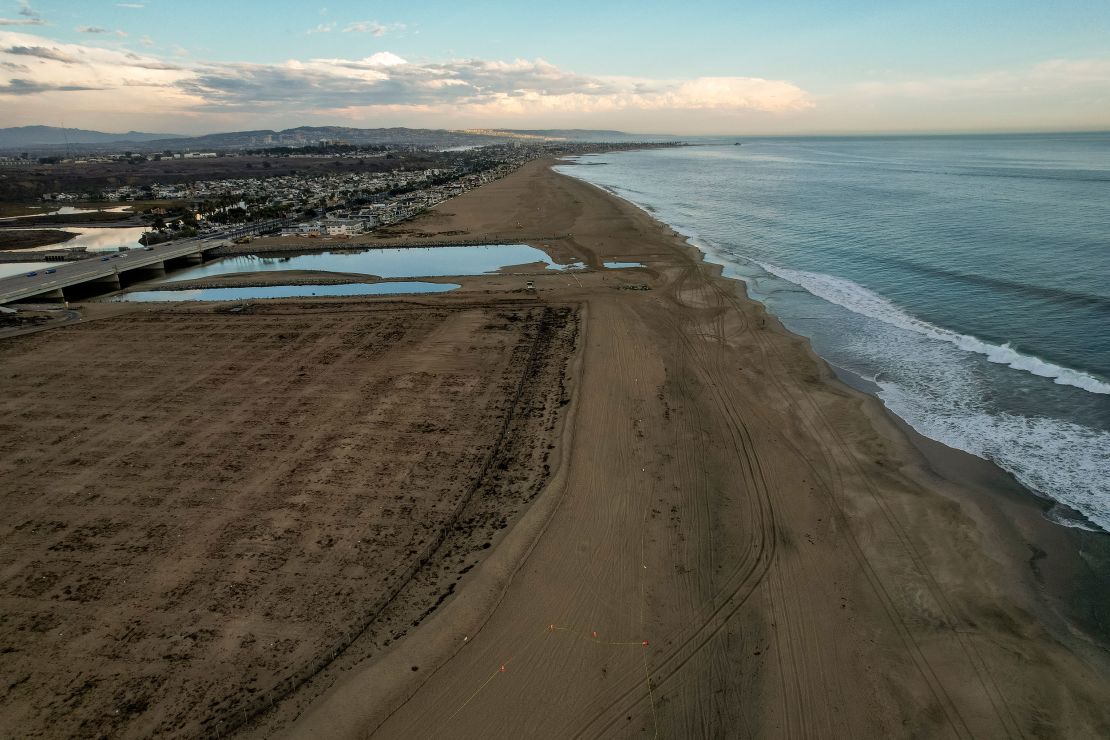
[143,246,155,251]
[45,268,56,274]
[100,256,110,261]
[25,271,37,277]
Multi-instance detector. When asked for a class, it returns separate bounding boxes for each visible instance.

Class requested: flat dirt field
[0,300,576,737]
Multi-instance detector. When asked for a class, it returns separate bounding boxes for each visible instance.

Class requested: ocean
[555,133,1110,531]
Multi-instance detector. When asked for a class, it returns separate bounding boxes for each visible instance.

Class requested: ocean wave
[878,385,1110,531]
[870,252,1110,311]
[756,262,1110,395]
[555,148,1110,532]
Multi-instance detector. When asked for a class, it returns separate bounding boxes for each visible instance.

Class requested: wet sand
[274,159,1110,738]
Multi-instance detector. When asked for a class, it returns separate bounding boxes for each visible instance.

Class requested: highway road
[0,219,286,304]
[0,236,222,304]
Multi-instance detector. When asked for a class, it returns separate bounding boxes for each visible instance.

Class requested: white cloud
[306,22,334,35]
[0,31,816,132]
[175,54,812,120]
[0,31,200,108]
[343,21,404,36]
[852,59,1110,100]
[2,1,43,26]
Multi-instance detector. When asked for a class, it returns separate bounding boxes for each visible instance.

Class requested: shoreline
[271,159,1110,737]
[829,361,1102,532]
[556,155,1110,512]
[557,159,1096,525]
[557,161,1110,644]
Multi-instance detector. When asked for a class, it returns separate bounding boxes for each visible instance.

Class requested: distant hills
[0,125,665,153]
[0,126,183,149]
[154,126,507,151]
[473,128,638,141]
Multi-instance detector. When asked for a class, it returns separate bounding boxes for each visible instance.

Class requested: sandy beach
[2,158,1109,737]
[269,160,1110,737]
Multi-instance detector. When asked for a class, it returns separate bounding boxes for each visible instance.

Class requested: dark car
[25,271,37,277]
[100,256,110,261]
[143,246,155,251]
[45,268,56,274]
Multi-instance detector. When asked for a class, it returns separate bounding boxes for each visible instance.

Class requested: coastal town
[0,141,664,257]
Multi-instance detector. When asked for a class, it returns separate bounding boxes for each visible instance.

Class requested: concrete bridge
[0,219,287,305]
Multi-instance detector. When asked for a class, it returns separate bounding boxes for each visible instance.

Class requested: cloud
[124,52,183,70]
[18,1,39,19]
[343,21,405,36]
[3,44,77,62]
[179,55,812,118]
[306,22,334,34]
[77,26,126,37]
[0,77,101,94]
[0,31,814,128]
[2,27,1107,135]
[0,17,44,26]
[852,59,1110,100]
[0,31,199,117]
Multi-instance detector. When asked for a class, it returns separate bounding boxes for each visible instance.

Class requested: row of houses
[281,217,371,237]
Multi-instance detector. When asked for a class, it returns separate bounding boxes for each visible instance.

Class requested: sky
[0,0,1108,135]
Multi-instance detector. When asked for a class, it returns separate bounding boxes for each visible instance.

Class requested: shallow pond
[0,205,131,222]
[11,226,150,252]
[112,281,459,302]
[150,244,579,283]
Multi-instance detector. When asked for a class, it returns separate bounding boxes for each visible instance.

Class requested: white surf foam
[757,262,1110,395]
[877,384,1110,531]
[556,157,1110,531]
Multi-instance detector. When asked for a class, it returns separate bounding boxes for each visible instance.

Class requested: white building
[281,223,324,236]
[322,218,368,236]
[280,217,370,237]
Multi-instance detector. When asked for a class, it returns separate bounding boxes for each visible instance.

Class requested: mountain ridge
[0,126,184,148]
[0,125,665,152]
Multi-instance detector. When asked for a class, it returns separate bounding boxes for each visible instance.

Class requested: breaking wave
[758,263,1110,395]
